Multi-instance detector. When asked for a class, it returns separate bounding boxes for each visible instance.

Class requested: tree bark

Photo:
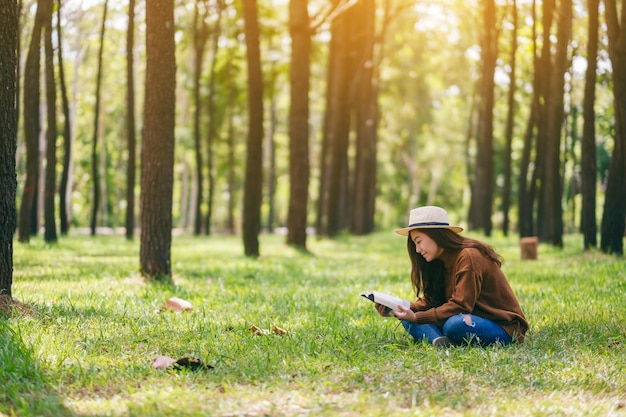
[0,0,19,312]
[537,0,571,247]
[242,0,264,257]
[518,0,540,238]
[352,0,378,235]
[204,0,223,236]
[18,0,45,243]
[600,0,626,255]
[192,0,208,236]
[318,2,353,237]
[42,0,57,243]
[90,0,108,236]
[581,0,599,249]
[502,0,517,237]
[125,0,136,240]
[469,0,497,236]
[57,1,72,235]
[140,0,176,280]
[266,94,277,233]
[286,0,311,249]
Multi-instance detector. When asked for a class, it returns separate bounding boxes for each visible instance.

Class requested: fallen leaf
[174,356,214,371]
[152,355,213,371]
[249,325,287,336]
[163,297,192,312]
[272,326,287,335]
[152,355,177,370]
[249,325,270,335]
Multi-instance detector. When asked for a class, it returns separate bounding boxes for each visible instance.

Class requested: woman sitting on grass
[376,206,528,348]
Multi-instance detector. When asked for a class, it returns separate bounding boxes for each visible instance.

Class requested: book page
[361,290,410,312]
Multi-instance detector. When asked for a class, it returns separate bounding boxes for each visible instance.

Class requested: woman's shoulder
[457,246,483,259]
[455,247,490,267]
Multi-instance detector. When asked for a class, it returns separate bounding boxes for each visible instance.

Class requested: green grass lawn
[3,231,626,416]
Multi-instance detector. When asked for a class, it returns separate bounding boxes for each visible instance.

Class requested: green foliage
[5,232,626,416]
[15,0,619,235]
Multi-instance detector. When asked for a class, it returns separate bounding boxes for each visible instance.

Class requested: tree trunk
[469,0,497,236]
[600,0,626,255]
[18,0,45,243]
[192,0,208,236]
[204,0,223,236]
[125,0,136,240]
[286,0,311,249]
[537,0,571,247]
[352,0,377,235]
[262,33,278,234]
[502,0,517,237]
[319,2,353,237]
[242,0,264,257]
[226,100,236,234]
[581,0,598,249]
[224,57,237,235]
[0,0,19,312]
[57,0,72,236]
[266,94,277,233]
[518,0,540,238]
[533,0,553,238]
[42,0,57,243]
[140,0,176,280]
[90,0,108,236]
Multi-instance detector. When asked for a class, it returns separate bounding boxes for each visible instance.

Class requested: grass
[3,231,626,416]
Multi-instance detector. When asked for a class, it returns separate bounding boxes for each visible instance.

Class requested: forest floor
[3,231,626,416]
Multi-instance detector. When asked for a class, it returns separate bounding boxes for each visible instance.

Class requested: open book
[361,290,410,314]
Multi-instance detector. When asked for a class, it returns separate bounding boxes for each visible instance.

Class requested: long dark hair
[406,228,503,306]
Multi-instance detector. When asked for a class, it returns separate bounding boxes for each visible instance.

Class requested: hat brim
[395,225,463,236]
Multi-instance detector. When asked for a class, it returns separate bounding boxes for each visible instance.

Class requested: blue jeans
[402,313,512,346]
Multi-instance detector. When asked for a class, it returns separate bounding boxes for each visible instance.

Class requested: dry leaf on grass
[163,296,193,312]
[249,325,288,336]
[152,355,213,371]
[249,325,270,335]
[152,355,177,370]
[272,326,288,335]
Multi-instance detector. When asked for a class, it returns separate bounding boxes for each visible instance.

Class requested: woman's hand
[374,303,391,317]
[392,304,416,322]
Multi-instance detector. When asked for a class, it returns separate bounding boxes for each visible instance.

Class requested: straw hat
[395,206,463,236]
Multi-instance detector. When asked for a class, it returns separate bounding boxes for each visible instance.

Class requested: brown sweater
[409,248,529,342]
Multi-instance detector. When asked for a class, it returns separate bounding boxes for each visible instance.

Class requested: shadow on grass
[1,310,77,417]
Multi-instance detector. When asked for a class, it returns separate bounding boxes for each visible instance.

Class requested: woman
[376,206,528,347]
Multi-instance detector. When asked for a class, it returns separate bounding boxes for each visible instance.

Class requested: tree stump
[520,236,538,260]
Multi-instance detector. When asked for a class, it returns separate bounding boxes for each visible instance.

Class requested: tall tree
[518,0,540,238]
[18,0,45,243]
[125,0,137,240]
[204,0,224,236]
[0,0,19,314]
[57,0,72,235]
[192,0,209,235]
[242,0,264,257]
[140,0,176,280]
[286,0,311,249]
[468,0,497,236]
[90,0,108,236]
[42,0,57,243]
[317,1,354,237]
[581,0,599,249]
[501,0,518,236]
[265,91,278,233]
[536,0,571,247]
[600,0,626,254]
[352,0,378,235]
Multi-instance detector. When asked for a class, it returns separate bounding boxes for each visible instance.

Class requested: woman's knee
[442,314,476,342]
[442,313,471,332]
